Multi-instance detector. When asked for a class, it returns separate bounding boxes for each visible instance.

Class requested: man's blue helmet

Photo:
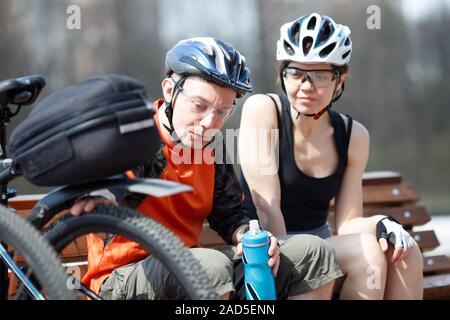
[165,37,252,97]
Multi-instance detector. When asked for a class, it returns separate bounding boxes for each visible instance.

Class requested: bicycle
[0,75,218,300]
[0,76,75,300]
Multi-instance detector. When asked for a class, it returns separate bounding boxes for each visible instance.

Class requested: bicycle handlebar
[0,158,20,184]
[0,75,46,106]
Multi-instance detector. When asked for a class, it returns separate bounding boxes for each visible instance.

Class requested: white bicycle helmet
[276,13,352,66]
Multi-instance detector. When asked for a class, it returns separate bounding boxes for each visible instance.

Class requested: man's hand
[70,190,118,216]
[376,216,414,264]
[236,230,281,277]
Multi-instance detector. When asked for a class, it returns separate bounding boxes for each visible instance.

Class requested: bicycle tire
[0,205,76,300]
[44,205,218,300]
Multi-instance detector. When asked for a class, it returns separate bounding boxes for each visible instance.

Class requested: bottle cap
[249,220,260,236]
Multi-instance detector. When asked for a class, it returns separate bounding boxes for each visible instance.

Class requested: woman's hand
[377,216,415,264]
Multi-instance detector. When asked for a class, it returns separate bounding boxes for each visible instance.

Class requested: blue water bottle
[242,220,277,300]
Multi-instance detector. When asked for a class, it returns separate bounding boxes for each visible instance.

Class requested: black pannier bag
[9,74,160,186]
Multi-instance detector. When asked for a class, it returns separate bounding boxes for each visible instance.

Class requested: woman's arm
[238,94,287,236]
[336,119,416,263]
[334,119,385,235]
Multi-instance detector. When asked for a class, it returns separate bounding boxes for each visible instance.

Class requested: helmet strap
[296,74,344,121]
[163,76,188,143]
[302,104,331,120]
[162,75,217,150]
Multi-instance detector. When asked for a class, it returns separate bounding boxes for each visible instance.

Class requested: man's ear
[161,78,174,103]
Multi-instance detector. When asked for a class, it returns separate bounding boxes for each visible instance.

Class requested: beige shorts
[99,234,343,300]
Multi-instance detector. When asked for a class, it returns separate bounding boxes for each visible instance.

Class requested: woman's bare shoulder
[241,93,279,128]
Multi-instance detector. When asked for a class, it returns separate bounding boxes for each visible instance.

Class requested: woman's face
[283,61,345,115]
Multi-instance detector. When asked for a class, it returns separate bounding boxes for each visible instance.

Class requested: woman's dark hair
[277,61,349,93]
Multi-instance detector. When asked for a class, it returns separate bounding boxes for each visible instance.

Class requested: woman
[238,13,423,299]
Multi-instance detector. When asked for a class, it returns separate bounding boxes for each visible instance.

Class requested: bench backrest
[6,170,449,299]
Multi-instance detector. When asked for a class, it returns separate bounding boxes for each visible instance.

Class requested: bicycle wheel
[44,205,218,300]
[0,205,76,300]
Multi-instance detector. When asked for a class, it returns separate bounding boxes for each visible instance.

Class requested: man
[71,37,343,300]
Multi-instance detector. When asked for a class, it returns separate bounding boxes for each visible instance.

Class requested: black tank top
[241,94,353,232]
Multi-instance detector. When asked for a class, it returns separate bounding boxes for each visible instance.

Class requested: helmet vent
[319,42,336,58]
[302,37,313,56]
[216,39,232,61]
[316,21,334,48]
[284,40,296,56]
[208,51,216,63]
[342,50,351,60]
[307,16,316,30]
[290,22,301,46]
[344,37,351,46]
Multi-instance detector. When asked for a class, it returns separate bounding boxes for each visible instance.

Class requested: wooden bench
[357,171,450,299]
[198,170,450,299]
[6,170,450,299]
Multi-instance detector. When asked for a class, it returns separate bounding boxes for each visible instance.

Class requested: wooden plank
[362,171,402,186]
[3,172,411,211]
[199,223,226,248]
[424,273,450,299]
[8,272,19,298]
[423,255,450,274]
[8,194,43,211]
[59,237,88,260]
[330,184,420,209]
[327,205,431,234]
[362,184,420,207]
[363,205,431,227]
[9,177,413,211]
[410,230,440,252]
[15,209,33,219]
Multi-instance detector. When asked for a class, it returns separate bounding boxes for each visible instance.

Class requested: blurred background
[0,0,449,224]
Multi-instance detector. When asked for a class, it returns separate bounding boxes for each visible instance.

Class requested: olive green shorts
[99,234,343,300]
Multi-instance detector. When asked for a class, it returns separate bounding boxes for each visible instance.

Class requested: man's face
[164,76,237,149]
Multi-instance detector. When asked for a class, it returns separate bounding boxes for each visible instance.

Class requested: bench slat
[362,184,420,206]
[423,255,450,274]
[362,171,402,185]
[363,205,431,227]
[327,205,431,235]
[60,237,88,261]
[424,273,450,299]
[409,230,440,252]
[199,224,226,248]
[8,194,43,211]
[330,184,421,208]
